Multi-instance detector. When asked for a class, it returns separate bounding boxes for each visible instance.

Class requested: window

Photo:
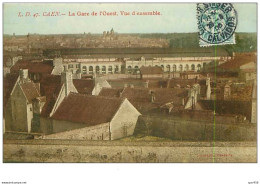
[68,64,73,69]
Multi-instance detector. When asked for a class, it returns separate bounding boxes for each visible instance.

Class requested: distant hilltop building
[103,28,116,40]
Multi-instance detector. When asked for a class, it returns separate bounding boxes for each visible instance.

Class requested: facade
[46,47,231,76]
[5,69,44,133]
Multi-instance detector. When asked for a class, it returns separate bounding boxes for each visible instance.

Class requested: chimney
[206,74,211,100]
[61,71,73,96]
[182,98,185,106]
[144,80,149,88]
[150,91,155,103]
[19,69,29,83]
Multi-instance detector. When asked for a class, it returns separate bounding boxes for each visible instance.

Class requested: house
[39,93,141,140]
[10,60,55,82]
[4,69,45,133]
[139,66,163,79]
[218,52,257,82]
[99,84,201,113]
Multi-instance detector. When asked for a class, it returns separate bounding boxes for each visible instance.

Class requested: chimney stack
[150,91,155,103]
[145,80,149,88]
[19,69,29,83]
[61,71,74,96]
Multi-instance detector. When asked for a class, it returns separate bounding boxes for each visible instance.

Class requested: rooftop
[52,93,123,125]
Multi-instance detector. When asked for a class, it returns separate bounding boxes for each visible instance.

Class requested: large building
[44,47,231,75]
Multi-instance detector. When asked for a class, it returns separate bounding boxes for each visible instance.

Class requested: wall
[3,140,256,163]
[110,99,141,140]
[39,123,110,140]
[7,84,29,132]
[52,119,87,133]
[199,100,252,121]
[136,115,256,141]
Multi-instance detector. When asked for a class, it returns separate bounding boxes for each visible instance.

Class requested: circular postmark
[197,3,237,44]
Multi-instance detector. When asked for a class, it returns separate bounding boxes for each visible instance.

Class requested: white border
[0,1,259,184]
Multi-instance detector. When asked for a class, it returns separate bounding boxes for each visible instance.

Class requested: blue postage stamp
[197,3,237,47]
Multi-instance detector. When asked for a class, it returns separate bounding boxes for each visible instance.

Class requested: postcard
[2,3,257,163]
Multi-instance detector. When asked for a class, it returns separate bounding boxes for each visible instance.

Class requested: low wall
[136,115,256,141]
[3,140,256,163]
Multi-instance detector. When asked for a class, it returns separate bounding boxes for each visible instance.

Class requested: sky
[3,3,257,35]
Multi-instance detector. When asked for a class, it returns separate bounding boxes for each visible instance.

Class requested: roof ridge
[69,92,123,101]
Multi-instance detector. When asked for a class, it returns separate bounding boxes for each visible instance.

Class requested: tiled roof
[140,66,163,75]
[99,88,123,98]
[52,93,123,125]
[147,80,168,88]
[219,55,256,70]
[20,82,41,103]
[3,73,19,107]
[11,60,54,74]
[99,87,188,111]
[40,75,63,117]
[73,79,95,94]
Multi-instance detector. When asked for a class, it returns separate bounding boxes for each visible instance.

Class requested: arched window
[185,64,189,71]
[102,66,106,73]
[197,64,201,72]
[96,66,100,73]
[166,65,170,72]
[179,65,183,72]
[173,65,177,72]
[89,66,93,74]
[108,66,112,73]
[191,64,195,71]
[115,65,119,73]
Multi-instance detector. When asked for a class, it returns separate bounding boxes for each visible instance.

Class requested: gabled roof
[40,75,63,117]
[20,82,41,103]
[3,73,19,107]
[219,55,257,70]
[52,93,123,126]
[73,79,95,94]
[99,88,123,98]
[99,87,188,111]
[140,66,163,75]
[10,60,54,74]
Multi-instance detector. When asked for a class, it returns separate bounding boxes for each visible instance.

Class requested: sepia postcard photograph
[1,0,259,170]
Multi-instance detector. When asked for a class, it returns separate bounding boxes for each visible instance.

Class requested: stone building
[4,69,45,133]
[44,47,230,76]
[39,93,141,140]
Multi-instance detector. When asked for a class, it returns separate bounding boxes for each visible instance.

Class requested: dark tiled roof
[52,93,123,126]
[147,80,168,88]
[219,55,256,70]
[40,75,63,117]
[3,73,19,107]
[140,66,163,75]
[11,60,54,74]
[73,79,95,94]
[99,87,188,111]
[99,88,123,98]
[20,82,41,103]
